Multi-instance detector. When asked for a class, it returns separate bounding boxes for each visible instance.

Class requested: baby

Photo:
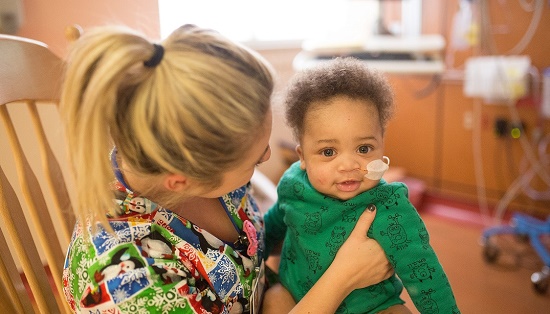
[263,57,460,313]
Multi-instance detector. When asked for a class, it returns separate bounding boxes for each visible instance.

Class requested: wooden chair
[0,34,74,313]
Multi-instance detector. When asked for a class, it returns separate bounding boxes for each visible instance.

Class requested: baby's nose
[338,156,362,172]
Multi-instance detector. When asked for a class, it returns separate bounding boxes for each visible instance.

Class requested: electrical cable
[505,76,550,187]
[414,74,442,99]
[495,139,506,194]
[494,140,504,192]
[472,96,493,226]
[493,167,536,224]
[400,74,443,99]
[443,0,545,225]
[478,0,498,55]
[520,134,550,200]
[468,0,493,226]
[491,65,550,223]
[507,0,544,55]
[483,0,544,55]
[469,0,546,225]
[519,0,537,12]
[504,137,518,182]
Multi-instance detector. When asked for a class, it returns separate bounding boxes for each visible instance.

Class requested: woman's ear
[295,145,306,170]
[163,174,190,192]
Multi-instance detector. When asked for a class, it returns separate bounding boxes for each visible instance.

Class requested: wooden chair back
[0,34,74,314]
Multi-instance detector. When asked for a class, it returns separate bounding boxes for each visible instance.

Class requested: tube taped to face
[365,156,390,180]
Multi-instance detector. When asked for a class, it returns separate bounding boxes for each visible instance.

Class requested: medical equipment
[364,156,390,180]
[295,34,446,75]
[464,55,532,102]
[465,53,550,295]
[481,213,550,293]
[480,131,550,294]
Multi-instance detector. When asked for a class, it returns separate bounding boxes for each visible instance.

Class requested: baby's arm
[261,196,295,314]
[263,199,287,260]
[261,283,296,314]
[373,185,460,313]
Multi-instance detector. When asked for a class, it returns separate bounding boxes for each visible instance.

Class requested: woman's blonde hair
[60,24,274,227]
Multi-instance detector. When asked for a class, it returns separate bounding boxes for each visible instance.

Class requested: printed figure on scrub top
[59,24,394,314]
[263,57,461,314]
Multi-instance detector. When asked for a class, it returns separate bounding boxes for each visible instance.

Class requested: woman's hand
[290,206,393,314]
[330,206,393,291]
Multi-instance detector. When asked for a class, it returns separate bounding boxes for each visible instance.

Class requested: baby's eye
[358,145,372,154]
[322,149,335,157]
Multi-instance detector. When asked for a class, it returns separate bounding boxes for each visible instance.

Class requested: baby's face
[297,96,384,201]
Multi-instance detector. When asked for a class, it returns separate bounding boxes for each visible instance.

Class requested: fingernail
[367,204,376,212]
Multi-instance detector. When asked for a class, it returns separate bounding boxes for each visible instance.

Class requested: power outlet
[494,118,509,137]
[494,117,526,138]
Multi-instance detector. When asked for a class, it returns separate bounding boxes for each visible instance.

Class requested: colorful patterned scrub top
[62,182,265,314]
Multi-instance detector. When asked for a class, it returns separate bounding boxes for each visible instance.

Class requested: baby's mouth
[336,180,362,192]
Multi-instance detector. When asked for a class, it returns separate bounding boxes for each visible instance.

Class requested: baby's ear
[295,145,306,170]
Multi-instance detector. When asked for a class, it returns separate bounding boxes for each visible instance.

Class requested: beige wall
[14,0,550,212]
[13,0,298,185]
[18,0,160,57]
[254,48,301,183]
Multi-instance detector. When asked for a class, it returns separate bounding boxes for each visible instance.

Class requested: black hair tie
[144,44,164,67]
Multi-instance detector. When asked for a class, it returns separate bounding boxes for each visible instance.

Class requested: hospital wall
[14,0,550,215]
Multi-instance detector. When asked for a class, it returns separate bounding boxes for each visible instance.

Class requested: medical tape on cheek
[364,156,390,180]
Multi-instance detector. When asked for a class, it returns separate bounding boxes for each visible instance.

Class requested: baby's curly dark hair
[285,57,394,141]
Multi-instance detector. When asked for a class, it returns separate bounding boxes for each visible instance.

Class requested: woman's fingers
[333,206,394,289]
[348,205,377,239]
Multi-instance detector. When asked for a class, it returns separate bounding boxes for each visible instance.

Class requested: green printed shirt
[264,162,460,314]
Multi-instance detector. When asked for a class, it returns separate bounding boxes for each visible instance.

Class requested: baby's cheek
[313,177,327,186]
[304,165,333,191]
[361,179,379,192]
[310,171,330,189]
